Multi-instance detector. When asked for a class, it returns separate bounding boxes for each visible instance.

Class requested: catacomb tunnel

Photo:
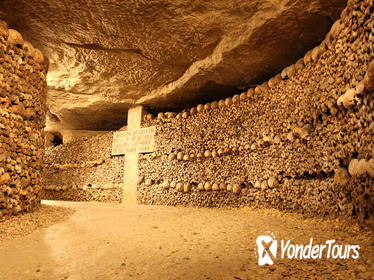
[1,0,374,279]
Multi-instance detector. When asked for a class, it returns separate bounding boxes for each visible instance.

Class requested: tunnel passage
[41,0,374,227]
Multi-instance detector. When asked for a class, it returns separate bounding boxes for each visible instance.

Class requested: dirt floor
[0,204,74,245]
[0,201,373,280]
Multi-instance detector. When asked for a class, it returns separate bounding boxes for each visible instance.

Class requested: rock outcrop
[0,0,345,132]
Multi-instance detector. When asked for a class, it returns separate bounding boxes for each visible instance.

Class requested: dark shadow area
[145,81,243,116]
[187,80,244,106]
[52,133,63,146]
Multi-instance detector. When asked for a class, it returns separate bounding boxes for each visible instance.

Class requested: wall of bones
[42,0,374,225]
[0,21,48,217]
[138,0,374,224]
[41,131,124,202]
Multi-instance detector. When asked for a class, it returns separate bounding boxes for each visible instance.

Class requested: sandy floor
[0,204,74,245]
[0,202,373,280]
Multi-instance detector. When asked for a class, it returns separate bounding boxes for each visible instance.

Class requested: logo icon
[255,232,360,265]
[255,231,277,266]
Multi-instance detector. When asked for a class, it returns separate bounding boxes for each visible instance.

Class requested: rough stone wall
[0,21,48,217]
[139,0,374,225]
[0,0,346,133]
[41,132,124,202]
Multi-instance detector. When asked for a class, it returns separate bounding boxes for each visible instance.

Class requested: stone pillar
[122,105,144,205]
[0,21,48,216]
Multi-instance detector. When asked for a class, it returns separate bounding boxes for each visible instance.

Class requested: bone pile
[139,0,374,225]
[0,21,48,217]
[41,132,124,202]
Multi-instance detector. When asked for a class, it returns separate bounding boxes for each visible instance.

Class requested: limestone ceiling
[0,0,346,131]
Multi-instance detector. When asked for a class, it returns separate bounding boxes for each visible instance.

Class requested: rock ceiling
[0,0,346,131]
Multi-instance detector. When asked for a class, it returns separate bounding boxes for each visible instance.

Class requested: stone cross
[111,105,155,205]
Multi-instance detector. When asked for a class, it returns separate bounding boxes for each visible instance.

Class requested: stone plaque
[124,126,156,154]
[111,126,156,155]
[111,131,127,156]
